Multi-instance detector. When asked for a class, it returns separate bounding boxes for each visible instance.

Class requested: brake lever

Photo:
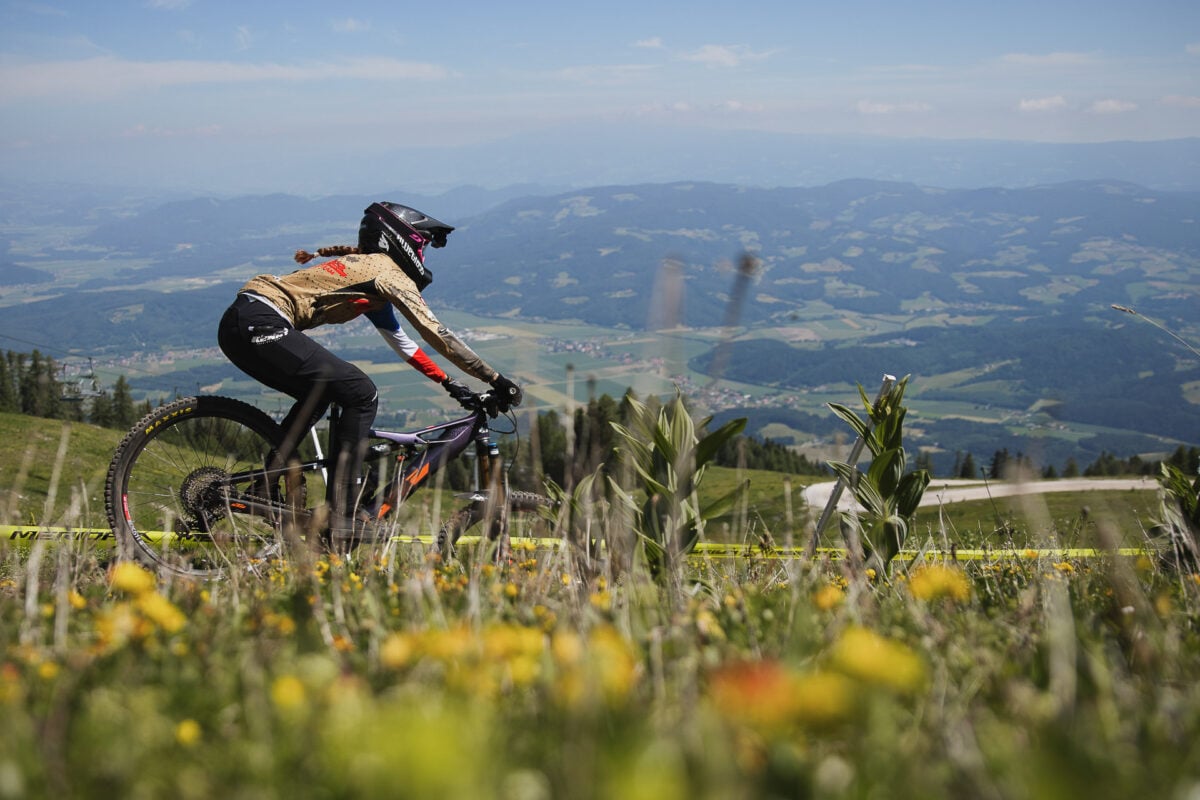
[479,391,501,418]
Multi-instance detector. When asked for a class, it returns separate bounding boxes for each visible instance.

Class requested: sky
[1,0,1198,193]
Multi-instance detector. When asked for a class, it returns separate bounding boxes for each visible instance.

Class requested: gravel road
[802,477,1157,513]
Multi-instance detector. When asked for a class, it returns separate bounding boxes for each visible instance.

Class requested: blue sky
[1,0,1197,193]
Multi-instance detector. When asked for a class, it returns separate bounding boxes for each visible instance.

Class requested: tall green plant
[610,395,746,578]
[827,375,930,572]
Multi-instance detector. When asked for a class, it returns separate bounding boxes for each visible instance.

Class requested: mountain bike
[104,390,553,578]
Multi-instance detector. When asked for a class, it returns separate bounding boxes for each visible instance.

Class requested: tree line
[0,349,149,430]
[933,445,1199,482]
[2,347,1191,485]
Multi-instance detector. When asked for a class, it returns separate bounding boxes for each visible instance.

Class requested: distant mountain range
[387,128,1200,194]
[1,177,1197,464]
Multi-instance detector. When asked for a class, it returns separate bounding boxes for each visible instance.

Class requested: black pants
[217,294,377,526]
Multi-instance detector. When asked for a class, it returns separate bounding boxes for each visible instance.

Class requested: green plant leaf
[828,402,871,442]
[699,478,750,520]
[895,469,931,519]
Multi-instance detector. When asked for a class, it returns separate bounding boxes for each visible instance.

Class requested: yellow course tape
[0,525,1150,560]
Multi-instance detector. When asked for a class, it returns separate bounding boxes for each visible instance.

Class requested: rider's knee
[337,370,378,413]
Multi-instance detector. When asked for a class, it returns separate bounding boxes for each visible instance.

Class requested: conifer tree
[111,375,137,430]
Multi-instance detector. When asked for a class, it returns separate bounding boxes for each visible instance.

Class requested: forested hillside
[1,179,1196,469]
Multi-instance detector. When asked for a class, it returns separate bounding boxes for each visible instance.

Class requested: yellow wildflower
[95,602,141,649]
[589,588,612,612]
[551,630,584,667]
[175,719,202,747]
[588,625,638,703]
[829,626,926,695]
[791,671,855,727]
[38,661,59,681]
[380,632,414,669]
[483,625,545,663]
[1052,561,1074,575]
[271,675,306,712]
[68,591,87,610]
[110,562,156,596]
[136,592,186,633]
[814,584,845,611]
[908,564,971,604]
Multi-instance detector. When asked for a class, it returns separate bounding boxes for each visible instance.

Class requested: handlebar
[456,388,518,417]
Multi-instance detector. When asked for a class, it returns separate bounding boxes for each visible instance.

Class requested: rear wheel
[105,396,292,578]
[435,490,555,558]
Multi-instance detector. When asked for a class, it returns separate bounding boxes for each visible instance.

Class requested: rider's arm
[378,279,501,384]
[364,306,448,383]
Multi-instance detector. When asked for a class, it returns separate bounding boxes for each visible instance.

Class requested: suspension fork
[473,421,503,496]
[472,421,508,544]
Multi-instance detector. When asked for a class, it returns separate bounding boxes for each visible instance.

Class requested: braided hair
[293,245,359,265]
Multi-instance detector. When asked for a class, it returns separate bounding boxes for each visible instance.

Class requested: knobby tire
[436,490,555,557]
[105,396,288,578]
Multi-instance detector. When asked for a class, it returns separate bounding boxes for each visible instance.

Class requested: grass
[3,412,1200,798]
[910,487,1161,550]
[0,413,122,526]
[3,513,1199,799]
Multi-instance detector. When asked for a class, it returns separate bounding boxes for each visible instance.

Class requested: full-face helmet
[358,202,455,291]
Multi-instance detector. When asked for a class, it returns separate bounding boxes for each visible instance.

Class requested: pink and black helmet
[358,202,455,290]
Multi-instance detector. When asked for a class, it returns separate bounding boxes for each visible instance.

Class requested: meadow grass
[3,495,1199,799]
[3,412,1198,799]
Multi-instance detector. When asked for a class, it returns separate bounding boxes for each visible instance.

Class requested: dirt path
[802,477,1157,512]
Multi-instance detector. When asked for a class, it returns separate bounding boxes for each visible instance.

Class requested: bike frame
[224,400,505,525]
[363,406,504,520]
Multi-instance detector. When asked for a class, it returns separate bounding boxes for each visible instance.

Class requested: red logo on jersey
[320,260,348,278]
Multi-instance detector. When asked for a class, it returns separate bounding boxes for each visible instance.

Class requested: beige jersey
[240,253,499,383]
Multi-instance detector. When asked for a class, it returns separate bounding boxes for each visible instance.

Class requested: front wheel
[435,490,555,558]
[105,396,291,578]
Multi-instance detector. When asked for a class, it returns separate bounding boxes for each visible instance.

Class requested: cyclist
[217,201,523,543]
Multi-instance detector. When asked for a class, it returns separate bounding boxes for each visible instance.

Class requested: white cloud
[0,56,451,102]
[1162,94,1200,109]
[556,63,658,86]
[333,18,371,33]
[679,44,773,68]
[857,99,932,115]
[1001,51,1093,67]
[633,37,664,49]
[1087,99,1136,114]
[1018,95,1067,112]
